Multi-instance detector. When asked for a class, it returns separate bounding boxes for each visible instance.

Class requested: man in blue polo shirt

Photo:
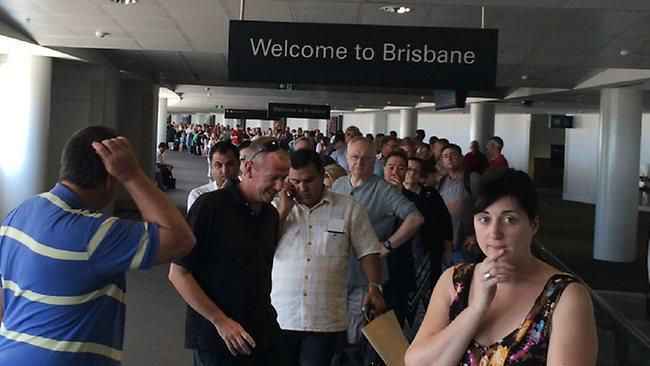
[0,126,195,365]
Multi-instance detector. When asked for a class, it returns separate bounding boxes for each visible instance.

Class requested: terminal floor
[118,151,649,365]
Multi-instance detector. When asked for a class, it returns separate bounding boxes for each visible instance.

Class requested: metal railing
[531,240,650,366]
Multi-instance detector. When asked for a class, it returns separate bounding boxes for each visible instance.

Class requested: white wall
[387,112,401,134]
[48,60,119,187]
[245,119,263,129]
[417,112,472,147]
[341,114,372,133]
[563,114,600,204]
[495,114,532,173]
[563,113,650,204]
[640,115,650,167]
[531,115,566,158]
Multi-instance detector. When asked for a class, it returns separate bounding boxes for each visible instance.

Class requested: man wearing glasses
[169,137,291,366]
[330,137,424,345]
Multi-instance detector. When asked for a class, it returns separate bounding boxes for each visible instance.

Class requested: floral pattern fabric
[449,263,577,366]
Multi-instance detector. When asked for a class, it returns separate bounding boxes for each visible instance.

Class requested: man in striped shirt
[0,126,195,365]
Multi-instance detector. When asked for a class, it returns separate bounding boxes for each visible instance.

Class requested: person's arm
[0,283,4,322]
[383,212,424,255]
[379,184,424,254]
[92,137,195,265]
[277,182,295,226]
[405,268,483,366]
[406,250,513,366]
[546,282,598,365]
[359,254,385,315]
[168,264,256,356]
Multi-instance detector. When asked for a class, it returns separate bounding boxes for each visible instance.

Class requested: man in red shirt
[486,136,509,171]
[462,140,489,174]
[230,125,244,145]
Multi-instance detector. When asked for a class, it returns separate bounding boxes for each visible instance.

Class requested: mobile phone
[284,181,295,198]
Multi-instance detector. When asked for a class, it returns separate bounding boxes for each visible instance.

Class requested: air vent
[110,0,139,4]
[380,6,411,14]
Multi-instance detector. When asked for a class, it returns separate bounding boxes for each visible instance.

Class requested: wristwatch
[368,282,383,293]
[382,239,393,252]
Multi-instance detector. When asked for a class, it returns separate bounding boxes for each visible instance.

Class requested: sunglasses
[247,139,282,161]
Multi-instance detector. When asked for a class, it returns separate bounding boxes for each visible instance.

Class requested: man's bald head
[347,136,373,151]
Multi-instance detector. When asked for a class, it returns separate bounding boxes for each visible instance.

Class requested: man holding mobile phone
[272,149,384,366]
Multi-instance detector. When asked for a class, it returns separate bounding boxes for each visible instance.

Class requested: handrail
[531,239,650,364]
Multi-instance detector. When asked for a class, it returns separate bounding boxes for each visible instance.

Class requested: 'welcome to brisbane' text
[249,38,477,65]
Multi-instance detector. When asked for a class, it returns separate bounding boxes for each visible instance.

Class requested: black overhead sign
[228,20,498,91]
[224,109,273,120]
[268,103,330,119]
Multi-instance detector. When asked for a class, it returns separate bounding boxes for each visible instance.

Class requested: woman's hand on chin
[469,249,515,315]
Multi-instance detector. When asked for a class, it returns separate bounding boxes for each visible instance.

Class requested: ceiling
[2,0,650,113]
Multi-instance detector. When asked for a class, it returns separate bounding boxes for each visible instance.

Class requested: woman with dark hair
[405,168,597,365]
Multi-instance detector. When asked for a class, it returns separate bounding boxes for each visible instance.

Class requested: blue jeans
[282,330,345,366]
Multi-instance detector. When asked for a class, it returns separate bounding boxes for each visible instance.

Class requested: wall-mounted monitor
[548,115,573,128]
[434,90,467,111]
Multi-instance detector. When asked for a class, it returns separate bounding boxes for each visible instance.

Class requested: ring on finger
[483,271,494,280]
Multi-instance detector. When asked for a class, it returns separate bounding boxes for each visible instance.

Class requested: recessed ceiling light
[380,6,411,14]
[110,0,139,4]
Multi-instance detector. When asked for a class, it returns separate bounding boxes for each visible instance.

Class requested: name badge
[326,219,345,234]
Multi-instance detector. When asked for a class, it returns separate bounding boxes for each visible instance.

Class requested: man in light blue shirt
[331,137,424,344]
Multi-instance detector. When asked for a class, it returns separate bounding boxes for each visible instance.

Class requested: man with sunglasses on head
[169,137,291,366]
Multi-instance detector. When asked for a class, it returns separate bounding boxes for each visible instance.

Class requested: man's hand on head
[92,137,141,183]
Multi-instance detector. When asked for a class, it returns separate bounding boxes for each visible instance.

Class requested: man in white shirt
[273,149,385,366]
[187,141,239,211]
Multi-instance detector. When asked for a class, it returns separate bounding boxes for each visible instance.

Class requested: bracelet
[382,239,393,252]
[368,282,383,293]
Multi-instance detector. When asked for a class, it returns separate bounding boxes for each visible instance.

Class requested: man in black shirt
[169,137,290,366]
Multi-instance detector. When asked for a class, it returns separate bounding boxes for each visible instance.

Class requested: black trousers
[193,327,289,366]
[283,330,346,366]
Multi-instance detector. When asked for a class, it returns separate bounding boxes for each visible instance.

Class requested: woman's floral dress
[449,263,578,365]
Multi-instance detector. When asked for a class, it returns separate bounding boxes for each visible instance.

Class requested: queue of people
[0,125,597,366]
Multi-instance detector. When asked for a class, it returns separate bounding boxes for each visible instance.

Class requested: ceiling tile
[137,40,193,52]
[38,3,105,16]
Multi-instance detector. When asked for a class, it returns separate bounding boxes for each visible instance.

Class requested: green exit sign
[215,105,224,109]
[278,83,294,91]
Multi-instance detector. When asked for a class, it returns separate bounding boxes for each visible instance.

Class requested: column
[469,103,495,147]
[370,113,387,136]
[156,98,168,144]
[0,55,52,217]
[399,108,417,138]
[594,88,642,262]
